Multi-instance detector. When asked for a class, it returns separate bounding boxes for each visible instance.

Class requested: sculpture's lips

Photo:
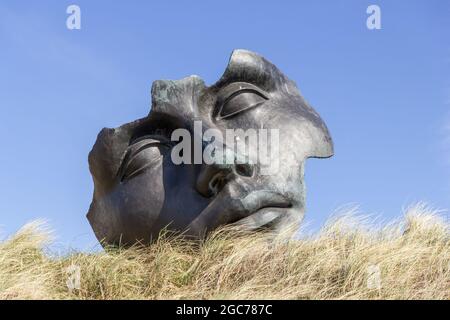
[233,205,292,230]
[186,187,294,236]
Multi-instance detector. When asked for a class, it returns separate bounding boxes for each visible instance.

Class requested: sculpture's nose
[195,161,254,197]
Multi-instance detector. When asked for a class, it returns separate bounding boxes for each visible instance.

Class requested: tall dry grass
[0,204,448,300]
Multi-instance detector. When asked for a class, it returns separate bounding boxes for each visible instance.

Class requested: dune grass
[0,204,448,300]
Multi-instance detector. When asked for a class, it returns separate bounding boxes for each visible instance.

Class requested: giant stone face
[87,49,333,246]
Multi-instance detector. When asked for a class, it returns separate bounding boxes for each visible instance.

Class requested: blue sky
[0,1,449,250]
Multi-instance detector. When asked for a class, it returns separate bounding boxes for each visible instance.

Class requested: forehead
[213,49,297,93]
[150,49,299,121]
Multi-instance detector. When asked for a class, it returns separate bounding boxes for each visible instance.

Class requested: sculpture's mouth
[233,203,293,229]
[185,188,295,236]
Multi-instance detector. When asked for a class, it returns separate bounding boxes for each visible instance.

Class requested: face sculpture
[87,49,333,246]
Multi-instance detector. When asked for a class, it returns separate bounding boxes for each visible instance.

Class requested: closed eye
[119,136,171,182]
[216,82,269,120]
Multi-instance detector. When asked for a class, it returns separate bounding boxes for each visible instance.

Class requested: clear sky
[0,1,449,251]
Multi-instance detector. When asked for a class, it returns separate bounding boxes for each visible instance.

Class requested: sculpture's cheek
[86,198,121,245]
[89,161,166,244]
[119,162,166,241]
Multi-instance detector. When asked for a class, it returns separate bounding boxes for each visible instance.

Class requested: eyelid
[217,82,268,104]
[118,135,170,181]
[126,140,162,164]
[215,82,269,120]
[126,136,170,161]
[222,88,268,106]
